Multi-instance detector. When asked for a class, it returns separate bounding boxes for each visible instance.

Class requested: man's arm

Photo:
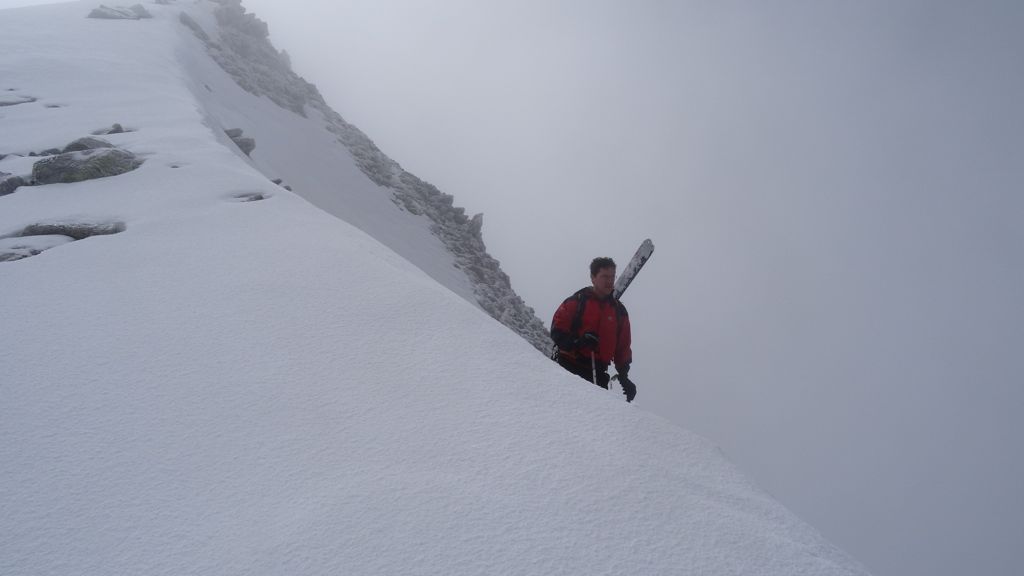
[550,298,579,350]
[614,306,632,374]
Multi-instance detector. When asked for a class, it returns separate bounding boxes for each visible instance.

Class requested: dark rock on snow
[29,149,61,157]
[32,148,143,184]
[224,128,255,156]
[92,123,126,135]
[88,4,152,19]
[20,221,126,240]
[0,221,126,262]
[63,137,114,153]
[1,172,27,196]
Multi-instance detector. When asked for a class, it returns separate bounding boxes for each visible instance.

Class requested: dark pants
[557,354,610,390]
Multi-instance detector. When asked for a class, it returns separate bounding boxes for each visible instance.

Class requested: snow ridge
[183,0,553,354]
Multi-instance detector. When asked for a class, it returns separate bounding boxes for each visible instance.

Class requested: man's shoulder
[564,287,593,302]
[614,299,629,316]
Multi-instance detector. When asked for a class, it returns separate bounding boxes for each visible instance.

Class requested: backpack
[549,288,626,360]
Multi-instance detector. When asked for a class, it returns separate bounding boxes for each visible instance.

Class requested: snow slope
[1,2,870,574]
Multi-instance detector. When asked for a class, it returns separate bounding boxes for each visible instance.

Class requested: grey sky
[5,0,1022,574]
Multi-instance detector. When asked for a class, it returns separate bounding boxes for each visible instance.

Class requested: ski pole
[591,351,599,388]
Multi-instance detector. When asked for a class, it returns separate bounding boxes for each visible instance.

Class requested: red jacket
[551,287,632,370]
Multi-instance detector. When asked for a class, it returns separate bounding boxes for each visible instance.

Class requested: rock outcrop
[182,0,554,354]
[91,123,127,135]
[224,128,255,156]
[0,221,125,262]
[1,172,26,196]
[88,4,152,19]
[33,148,143,184]
[63,136,115,153]
[180,5,316,116]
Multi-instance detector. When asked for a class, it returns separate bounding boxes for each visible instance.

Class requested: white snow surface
[1,2,870,575]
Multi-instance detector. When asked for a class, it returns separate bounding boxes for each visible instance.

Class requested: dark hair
[590,257,616,277]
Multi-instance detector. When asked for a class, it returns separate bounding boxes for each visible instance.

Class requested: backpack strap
[569,288,590,336]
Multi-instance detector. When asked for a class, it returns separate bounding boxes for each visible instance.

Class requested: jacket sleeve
[615,305,632,373]
[550,297,579,350]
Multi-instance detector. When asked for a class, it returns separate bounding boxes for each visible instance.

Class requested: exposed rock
[63,137,114,153]
[182,1,315,115]
[32,148,143,184]
[92,123,126,135]
[129,3,151,17]
[88,4,151,19]
[28,148,62,157]
[224,128,255,156]
[0,220,126,262]
[21,221,126,240]
[188,0,554,354]
[0,172,26,196]
[229,192,269,202]
[0,95,36,107]
[179,12,212,44]
[328,107,553,352]
[468,213,484,236]
[234,138,255,156]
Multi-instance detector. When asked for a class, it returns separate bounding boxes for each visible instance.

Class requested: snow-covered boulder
[19,221,126,240]
[0,172,26,196]
[32,148,142,184]
[224,128,256,156]
[0,221,124,262]
[92,123,126,135]
[62,136,115,153]
[0,234,74,262]
[28,148,61,157]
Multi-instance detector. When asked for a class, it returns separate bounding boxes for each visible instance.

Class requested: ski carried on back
[613,238,654,300]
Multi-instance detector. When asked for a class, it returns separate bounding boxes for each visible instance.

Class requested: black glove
[619,375,637,403]
[578,332,599,348]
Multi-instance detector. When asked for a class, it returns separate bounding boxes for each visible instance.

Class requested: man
[551,257,637,402]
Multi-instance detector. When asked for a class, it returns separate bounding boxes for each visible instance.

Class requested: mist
[7,0,1023,574]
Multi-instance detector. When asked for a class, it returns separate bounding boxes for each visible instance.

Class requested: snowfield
[1,2,870,574]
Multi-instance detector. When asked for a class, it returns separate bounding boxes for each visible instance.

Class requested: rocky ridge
[182,0,553,354]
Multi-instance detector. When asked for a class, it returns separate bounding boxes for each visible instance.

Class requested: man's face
[592,267,616,298]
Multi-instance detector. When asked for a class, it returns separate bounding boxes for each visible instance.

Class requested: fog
[7,1,1024,575]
